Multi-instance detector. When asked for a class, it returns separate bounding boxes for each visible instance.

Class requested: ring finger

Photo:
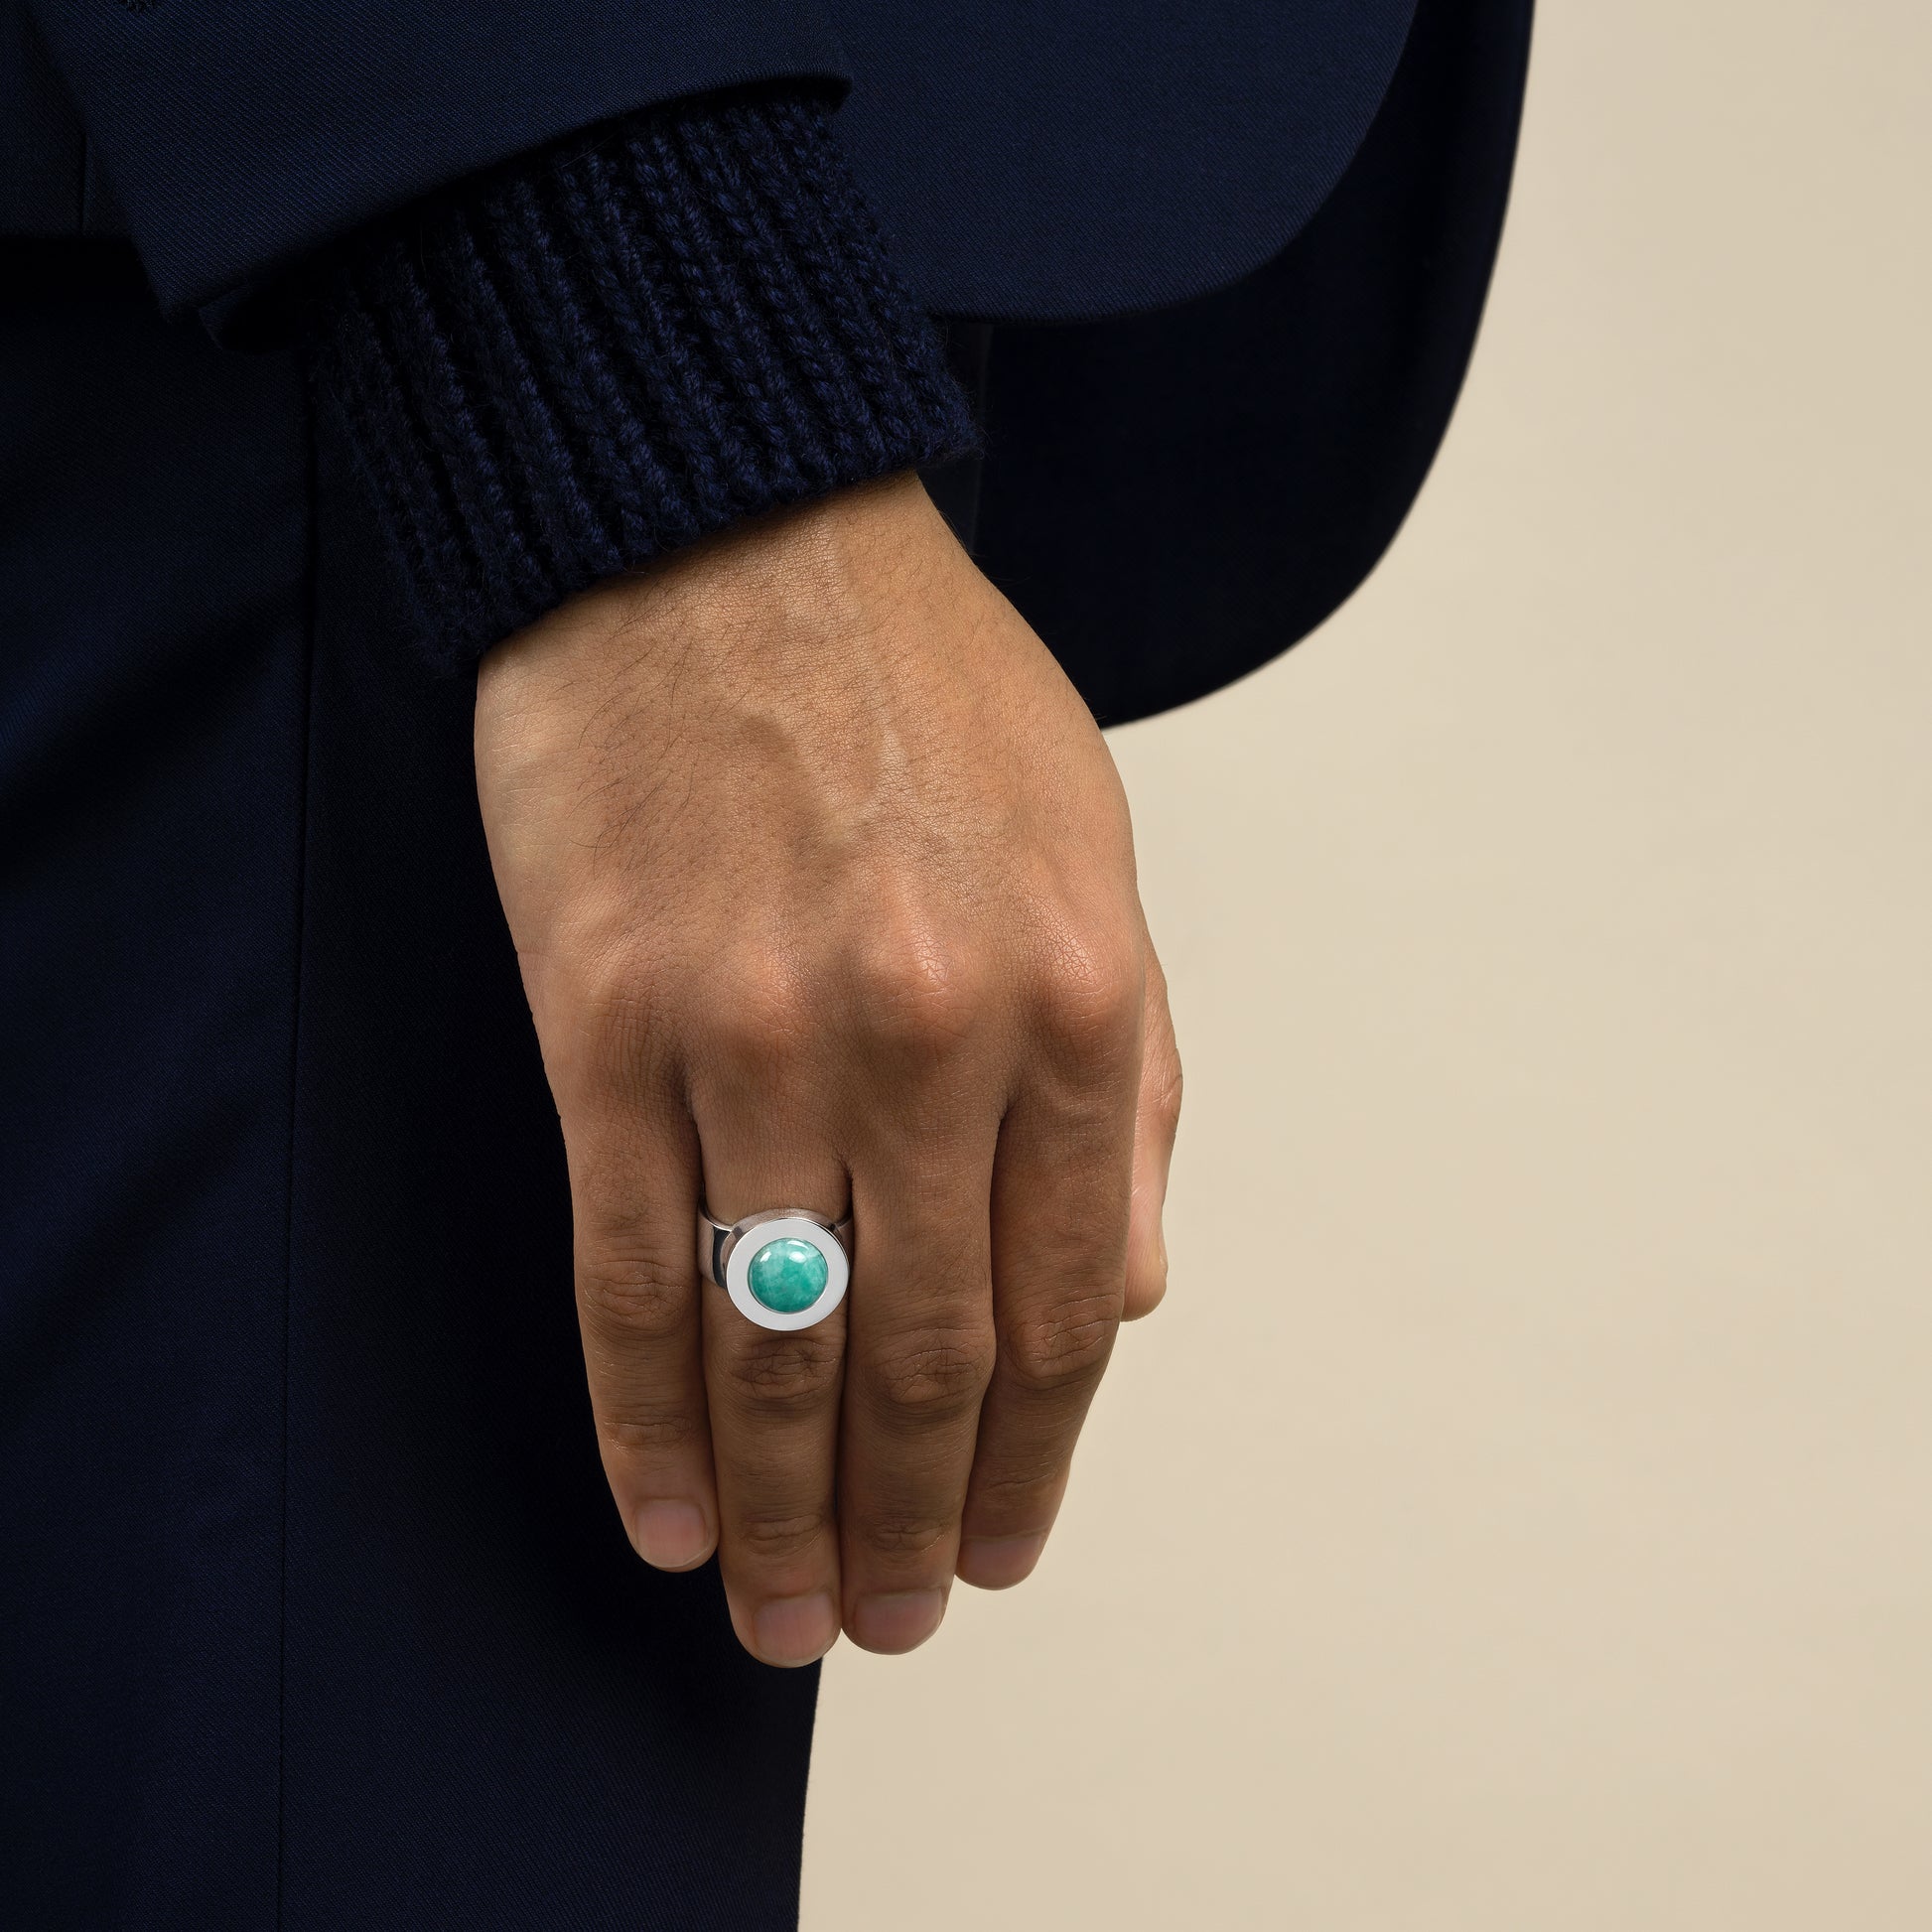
[699,1112,853,1669]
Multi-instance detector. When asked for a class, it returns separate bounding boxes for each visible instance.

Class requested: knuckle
[856,1512,952,1561]
[732,1505,828,1564]
[577,1251,692,1342]
[1122,1271,1169,1322]
[1002,1294,1121,1396]
[721,1330,845,1415]
[863,1325,996,1424]
[850,932,988,1061]
[1152,1047,1184,1130]
[967,1466,1061,1527]
[706,954,812,1070]
[542,945,668,1100]
[1122,1238,1170,1320]
[598,1402,704,1458]
[1035,932,1143,1058]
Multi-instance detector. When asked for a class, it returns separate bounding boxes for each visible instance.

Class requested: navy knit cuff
[305,89,981,674]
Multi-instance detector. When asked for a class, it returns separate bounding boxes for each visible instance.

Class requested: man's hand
[474,473,1180,1665]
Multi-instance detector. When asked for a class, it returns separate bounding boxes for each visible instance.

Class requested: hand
[474,472,1181,1665]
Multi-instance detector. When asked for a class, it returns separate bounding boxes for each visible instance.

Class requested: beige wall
[803,2,1932,1924]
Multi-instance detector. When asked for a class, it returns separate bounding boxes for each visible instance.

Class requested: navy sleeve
[303,88,980,675]
[21,0,849,315]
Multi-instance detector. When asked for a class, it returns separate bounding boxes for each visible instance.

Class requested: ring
[697,1205,853,1332]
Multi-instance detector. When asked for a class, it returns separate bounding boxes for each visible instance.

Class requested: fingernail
[632,1501,712,1571]
[752,1591,841,1667]
[848,1588,947,1654]
[956,1533,1047,1590]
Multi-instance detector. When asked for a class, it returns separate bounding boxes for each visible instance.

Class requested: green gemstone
[747,1236,829,1314]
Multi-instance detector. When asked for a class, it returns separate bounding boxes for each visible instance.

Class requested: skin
[474,471,1181,1666]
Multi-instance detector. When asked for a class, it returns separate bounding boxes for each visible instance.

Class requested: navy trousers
[1,251,821,1928]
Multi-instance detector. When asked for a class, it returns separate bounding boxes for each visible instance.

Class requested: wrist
[478,472,944,719]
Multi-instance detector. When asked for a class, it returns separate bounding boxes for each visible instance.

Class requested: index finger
[562,1086,720,1574]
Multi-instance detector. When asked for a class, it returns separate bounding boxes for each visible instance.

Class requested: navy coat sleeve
[20,0,851,314]
[12,0,1428,328]
[5,0,1533,730]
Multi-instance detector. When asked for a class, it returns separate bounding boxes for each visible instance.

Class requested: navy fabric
[299,0,1527,701]
[310,88,978,673]
[15,0,846,313]
[977,0,1534,724]
[3,0,1417,323]
[0,246,297,1928]
[0,253,817,1928]
[835,0,1420,321]
[0,0,85,227]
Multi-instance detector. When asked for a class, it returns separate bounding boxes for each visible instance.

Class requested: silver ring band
[698,1205,853,1331]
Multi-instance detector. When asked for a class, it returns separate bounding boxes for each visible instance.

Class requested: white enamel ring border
[697,1206,853,1332]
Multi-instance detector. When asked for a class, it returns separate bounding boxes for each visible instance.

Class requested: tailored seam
[273,371,320,1932]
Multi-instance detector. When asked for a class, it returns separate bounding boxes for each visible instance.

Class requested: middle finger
[837,1118,1000,1654]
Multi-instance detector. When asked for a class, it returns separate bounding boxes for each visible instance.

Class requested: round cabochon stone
[747,1236,829,1313]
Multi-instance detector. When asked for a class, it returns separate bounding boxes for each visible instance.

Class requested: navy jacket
[6,0,1417,320]
[2,0,1530,720]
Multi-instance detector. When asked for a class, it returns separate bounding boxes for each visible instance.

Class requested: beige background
[803,1,1932,1925]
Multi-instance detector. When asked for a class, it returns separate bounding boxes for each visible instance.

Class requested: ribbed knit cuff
[304,89,981,674]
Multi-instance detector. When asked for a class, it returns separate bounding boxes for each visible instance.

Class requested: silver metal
[697,1205,853,1332]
